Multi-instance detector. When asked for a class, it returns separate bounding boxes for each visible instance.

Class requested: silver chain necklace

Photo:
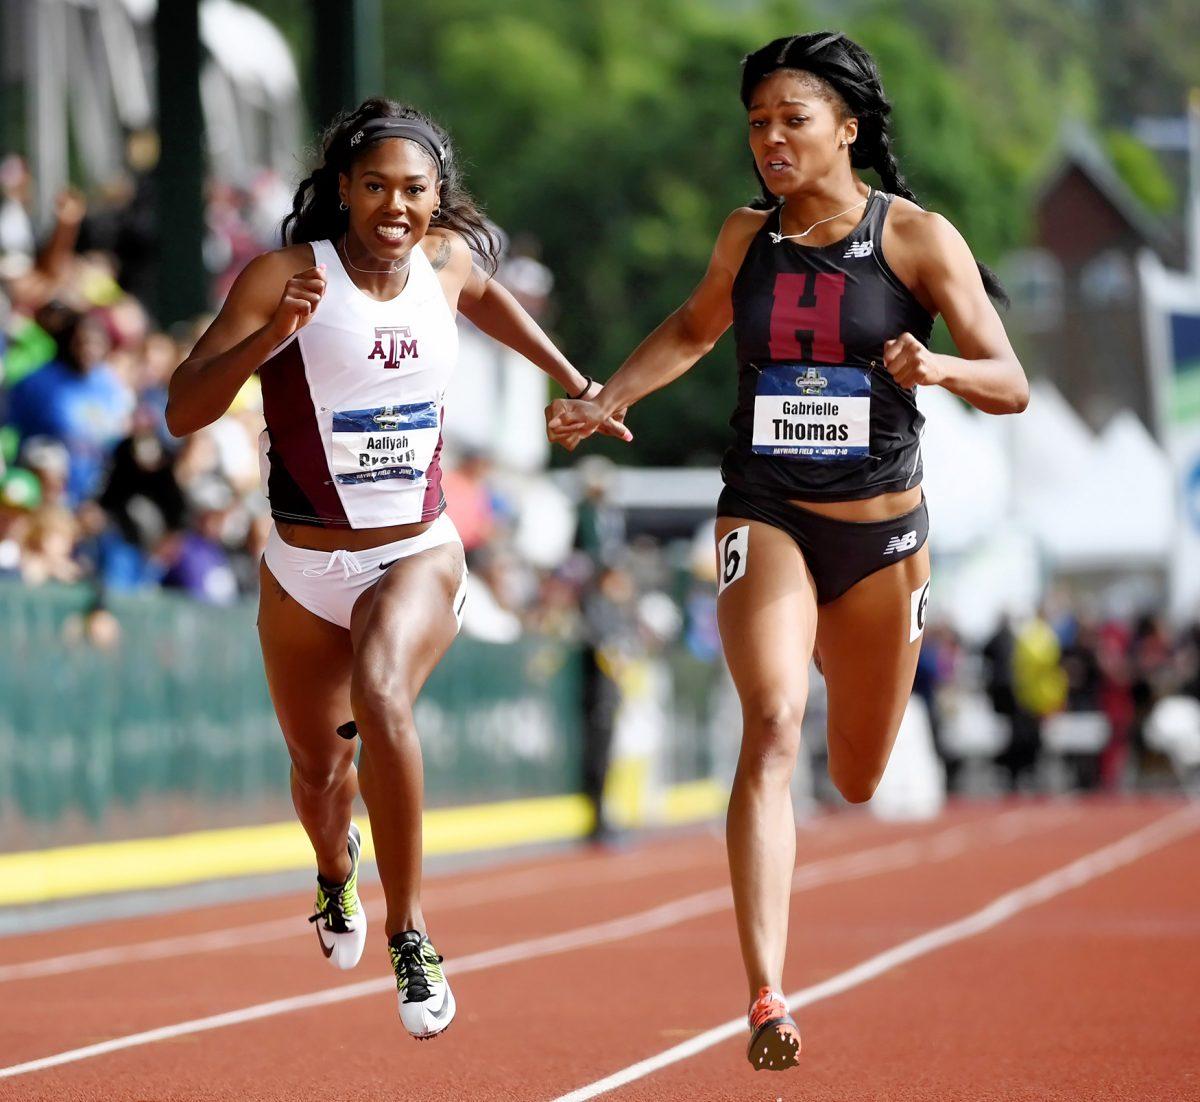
[769,192,870,244]
[339,235,412,275]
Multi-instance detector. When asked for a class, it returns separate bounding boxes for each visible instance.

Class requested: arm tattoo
[430,235,453,272]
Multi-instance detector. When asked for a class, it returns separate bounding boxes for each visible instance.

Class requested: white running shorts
[262,513,467,631]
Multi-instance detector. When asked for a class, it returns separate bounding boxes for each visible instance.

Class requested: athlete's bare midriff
[787,485,923,522]
[276,518,435,551]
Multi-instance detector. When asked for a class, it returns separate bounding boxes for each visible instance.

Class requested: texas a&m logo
[368,326,419,368]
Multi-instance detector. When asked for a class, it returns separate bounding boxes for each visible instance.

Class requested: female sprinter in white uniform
[167,100,626,1040]
[546,33,1028,1071]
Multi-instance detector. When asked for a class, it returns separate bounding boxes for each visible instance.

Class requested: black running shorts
[716,486,929,605]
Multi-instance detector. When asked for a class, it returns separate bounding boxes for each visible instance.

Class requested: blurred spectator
[99,401,186,550]
[160,481,240,606]
[62,591,123,652]
[574,457,625,567]
[1006,610,1067,792]
[0,154,35,257]
[0,466,41,577]
[982,614,1018,765]
[1096,617,1135,790]
[1129,613,1176,783]
[21,505,83,586]
[443,450,498,553]
[581,564,639,843]
[19,436,70,508]
[914,623,963,792]
[7,309,134,503]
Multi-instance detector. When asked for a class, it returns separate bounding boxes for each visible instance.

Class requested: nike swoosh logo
[316,928,335,959]
[379,559,398,571]
[408,988,451,1018]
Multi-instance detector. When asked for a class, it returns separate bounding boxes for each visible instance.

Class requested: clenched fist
[883,332,942,390]
[269,264,328,343]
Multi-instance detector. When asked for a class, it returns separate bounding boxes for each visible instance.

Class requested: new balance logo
[843,239,874,259]
[884,530,917,555]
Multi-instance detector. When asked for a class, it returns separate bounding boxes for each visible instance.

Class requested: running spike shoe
[307,823,367,970]
[747,986,801,1071]
[389,930,456,1040]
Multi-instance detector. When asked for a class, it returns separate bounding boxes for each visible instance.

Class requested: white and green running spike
[389,929,456,1040]
[308,823,367,970]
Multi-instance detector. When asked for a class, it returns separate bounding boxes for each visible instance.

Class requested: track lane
[0,809,907,975]
[2,803,1093,1098]
[593,801,1200,1101]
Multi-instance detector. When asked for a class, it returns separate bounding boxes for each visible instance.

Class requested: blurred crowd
[0,152,289,607]
[916,604,1200,794]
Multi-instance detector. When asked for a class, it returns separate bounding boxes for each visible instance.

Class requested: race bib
[751,363,870,459]
[330,402,440,485]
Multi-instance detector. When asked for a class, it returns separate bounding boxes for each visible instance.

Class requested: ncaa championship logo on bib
[751,362,870,460]
[331,402,440,485]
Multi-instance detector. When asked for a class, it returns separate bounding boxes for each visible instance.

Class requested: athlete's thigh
[350,540,466,697]
[715,517,818,715]
[257,558,356,775]
[816,545,931,772]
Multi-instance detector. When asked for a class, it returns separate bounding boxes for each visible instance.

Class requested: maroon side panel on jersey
[259,339,349,525]
[421,409,445,521]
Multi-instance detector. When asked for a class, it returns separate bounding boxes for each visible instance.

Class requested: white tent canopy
[918,385,1012,554]
[1011,382,1174,568]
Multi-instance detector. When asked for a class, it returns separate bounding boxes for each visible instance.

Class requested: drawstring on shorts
[301,548,366,581]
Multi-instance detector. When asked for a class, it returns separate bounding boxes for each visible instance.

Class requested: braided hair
[740,33,1008,306]
[281,99,502,274]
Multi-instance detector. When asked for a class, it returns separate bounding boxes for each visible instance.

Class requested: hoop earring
[432,207,442,219]
[339,201,348,211]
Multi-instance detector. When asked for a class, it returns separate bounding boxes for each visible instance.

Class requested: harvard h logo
[768,272,846,363]
[368,327,419,368]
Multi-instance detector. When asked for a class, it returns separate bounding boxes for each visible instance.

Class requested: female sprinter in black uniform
[168,100,625,1040]
[547,33,1028,1071]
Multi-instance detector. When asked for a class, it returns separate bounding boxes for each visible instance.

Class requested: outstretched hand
[546,381,632,451]
[545,396,632,451]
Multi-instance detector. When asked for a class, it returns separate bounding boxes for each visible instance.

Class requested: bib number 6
[717,526,750,594]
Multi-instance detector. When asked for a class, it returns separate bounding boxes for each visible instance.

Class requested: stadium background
[1,0,1199,1051]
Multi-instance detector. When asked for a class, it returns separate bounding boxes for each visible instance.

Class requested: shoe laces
[749,987,789,1031]
[389,936,445,1003]
[308,868,358,933]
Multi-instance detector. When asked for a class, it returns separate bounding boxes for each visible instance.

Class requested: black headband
[772,31,846,67]
[347,119,446,175]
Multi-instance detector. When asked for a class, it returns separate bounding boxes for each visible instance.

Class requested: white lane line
[0,806,1049,984]
[550,805,1200,1102]
[0,838,727,983]
[0,809,1045,1078]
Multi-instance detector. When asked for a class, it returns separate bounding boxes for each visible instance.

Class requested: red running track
[2,799,1197,1101]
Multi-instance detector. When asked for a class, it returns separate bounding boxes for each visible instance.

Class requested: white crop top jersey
[258,239,459,528]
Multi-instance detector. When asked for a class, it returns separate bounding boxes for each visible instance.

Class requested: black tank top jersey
[722,190,934,502]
